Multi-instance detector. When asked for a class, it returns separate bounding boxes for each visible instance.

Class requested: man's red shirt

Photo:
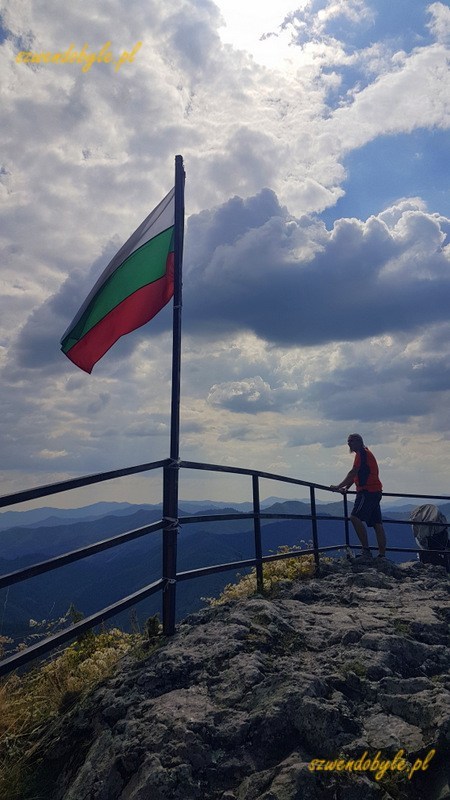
[353,448,382,492]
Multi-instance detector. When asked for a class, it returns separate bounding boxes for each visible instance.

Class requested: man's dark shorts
[351,491,382,527]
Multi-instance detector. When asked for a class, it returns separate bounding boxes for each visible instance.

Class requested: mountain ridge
[1,496,437,532]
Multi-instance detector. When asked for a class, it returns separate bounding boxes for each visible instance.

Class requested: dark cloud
[406,361,450,393]
[185,188,286,268]
[183,191,450,347]
[304,378,431,422]
[296,348,450,424]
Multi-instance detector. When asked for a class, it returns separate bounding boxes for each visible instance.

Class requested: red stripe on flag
[66,253,174,373]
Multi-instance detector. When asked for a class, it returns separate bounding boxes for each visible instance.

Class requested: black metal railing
[0,458,448,677]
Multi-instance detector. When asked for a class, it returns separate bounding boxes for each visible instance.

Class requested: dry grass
[207,544,320,605]
[0,627,141,799]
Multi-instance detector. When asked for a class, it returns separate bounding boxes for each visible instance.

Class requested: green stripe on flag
[61,227,173,352]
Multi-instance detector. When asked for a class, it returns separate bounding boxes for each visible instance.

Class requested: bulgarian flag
[61,188,175,373]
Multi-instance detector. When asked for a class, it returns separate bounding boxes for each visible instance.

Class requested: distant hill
[0,502,150,531]
[0,498,277,531]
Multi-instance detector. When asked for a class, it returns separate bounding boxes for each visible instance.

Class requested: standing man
[330,433,387,559]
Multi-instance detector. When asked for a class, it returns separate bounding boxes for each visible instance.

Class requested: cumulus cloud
[207,376,299,413]
[183,192,450,347]
[284,0,374,43]
[327,43,450,150]
[427,2,450,45]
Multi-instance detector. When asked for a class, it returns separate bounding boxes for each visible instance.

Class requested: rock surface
[25,559,450,799]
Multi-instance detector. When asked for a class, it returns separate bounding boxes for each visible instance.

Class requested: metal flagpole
[162,155,185,635]
[170,155,185,462]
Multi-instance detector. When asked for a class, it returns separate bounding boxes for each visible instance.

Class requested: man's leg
[374,523,386,557]
[350,515,371,553]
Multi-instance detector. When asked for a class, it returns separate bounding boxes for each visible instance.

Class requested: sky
[1,0,450,509]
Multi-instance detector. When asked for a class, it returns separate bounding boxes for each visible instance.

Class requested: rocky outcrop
[25,559,450,799]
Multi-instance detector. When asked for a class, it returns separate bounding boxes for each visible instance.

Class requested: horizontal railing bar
[262,545,347,560]
[179,512,448,528]
[179,513,354,524]
[380,491,450,501]
[177,541,446,584]
[176,545,349,582]
[259,513,338,520]
[0,458,171,509]
[0,578,165,677]
[177,558,258,581]
[382,517,449,527]
[332,490,450,501]
[373,545,448,554]
[179,460,333,491]
[0,520,164,589]
[263,543,447,556]
[179,513,256,524]
[349,544,449,555]
[180,461,450,502]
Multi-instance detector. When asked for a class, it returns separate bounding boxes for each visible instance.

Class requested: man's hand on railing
[329,485,348,494]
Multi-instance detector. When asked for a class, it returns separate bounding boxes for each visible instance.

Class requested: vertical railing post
[252,475,264,593]
[309,486,320,573]
[343,492,351,558]
[162,463,178,636]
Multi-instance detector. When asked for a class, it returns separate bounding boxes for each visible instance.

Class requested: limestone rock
[24,559,450,799]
